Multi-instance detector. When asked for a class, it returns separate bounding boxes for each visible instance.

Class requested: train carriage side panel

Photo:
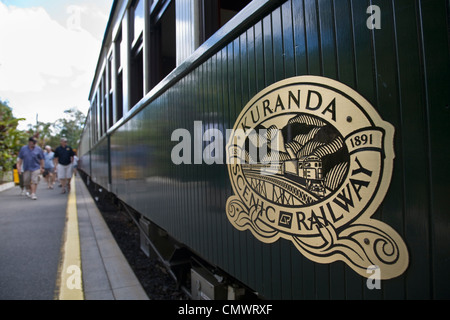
[90,137,110,191]
[78,110,92,177]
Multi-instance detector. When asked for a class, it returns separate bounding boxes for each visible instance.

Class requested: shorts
[43,168,54,177]
[57,164,73,179]
[23,170,40,186]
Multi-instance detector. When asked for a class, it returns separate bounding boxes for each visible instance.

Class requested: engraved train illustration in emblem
[240,113,349,207]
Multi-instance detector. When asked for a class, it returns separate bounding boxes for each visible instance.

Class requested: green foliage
[54,108,86,148]
[26,121,56,149]
[0,101,86,178]
[0,100,27,173]
[25,107,86,151]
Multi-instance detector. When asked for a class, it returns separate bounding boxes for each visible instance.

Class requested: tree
[0,104,86,181]
[26,121,56,149]
[53,108,86,148]
[0,100,27,180]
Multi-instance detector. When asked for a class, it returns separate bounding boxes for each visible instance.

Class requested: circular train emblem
[226,76,409,279]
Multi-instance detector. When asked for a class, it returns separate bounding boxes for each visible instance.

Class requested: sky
[0,0,112,130]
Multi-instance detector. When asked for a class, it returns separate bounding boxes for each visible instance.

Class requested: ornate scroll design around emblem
[226,195,407,279]
[226,196,279,240]
[291,222,406,279]
[225,76,409,280]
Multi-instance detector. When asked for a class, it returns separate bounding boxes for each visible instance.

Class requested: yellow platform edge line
[56,177,84,300]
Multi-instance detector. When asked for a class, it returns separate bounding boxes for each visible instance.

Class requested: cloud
[66,3,109,41]
[0,2,107,129]
[0,3,100,92]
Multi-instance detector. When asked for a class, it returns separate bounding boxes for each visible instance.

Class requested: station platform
[0,175,148,300]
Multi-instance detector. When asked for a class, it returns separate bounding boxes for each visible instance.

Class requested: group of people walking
[16,137,78,200]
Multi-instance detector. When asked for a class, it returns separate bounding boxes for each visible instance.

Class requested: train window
[107,54,114,129]
[130,0,145,108]
[92,93,98,143]
[102,73,107,135]
[130,48,144,107]
[98,85,103,137]
[108,92,113,129]
[149,0,176,88]
[98,86,103,138]
[90,100,96,145]
[200,0,252,43]
[115,29,124,122]
[130,40,144,108]
[116,29,122,71]
[107,54,112,91]
[132,0,144,46]
[94,98,97,144]
[116,72,124,121]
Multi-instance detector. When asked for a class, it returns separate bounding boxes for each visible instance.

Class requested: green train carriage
[78,0,450,299]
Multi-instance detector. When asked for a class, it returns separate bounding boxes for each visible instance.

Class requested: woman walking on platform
[43,146,55,189]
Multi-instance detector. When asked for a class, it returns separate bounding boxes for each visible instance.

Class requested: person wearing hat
[53,137,75,194]
[17,137,45,200]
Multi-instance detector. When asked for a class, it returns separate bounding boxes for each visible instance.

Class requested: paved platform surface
[0,176,148,300]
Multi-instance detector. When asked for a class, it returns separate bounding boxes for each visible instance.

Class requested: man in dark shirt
[54,138,74,194]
